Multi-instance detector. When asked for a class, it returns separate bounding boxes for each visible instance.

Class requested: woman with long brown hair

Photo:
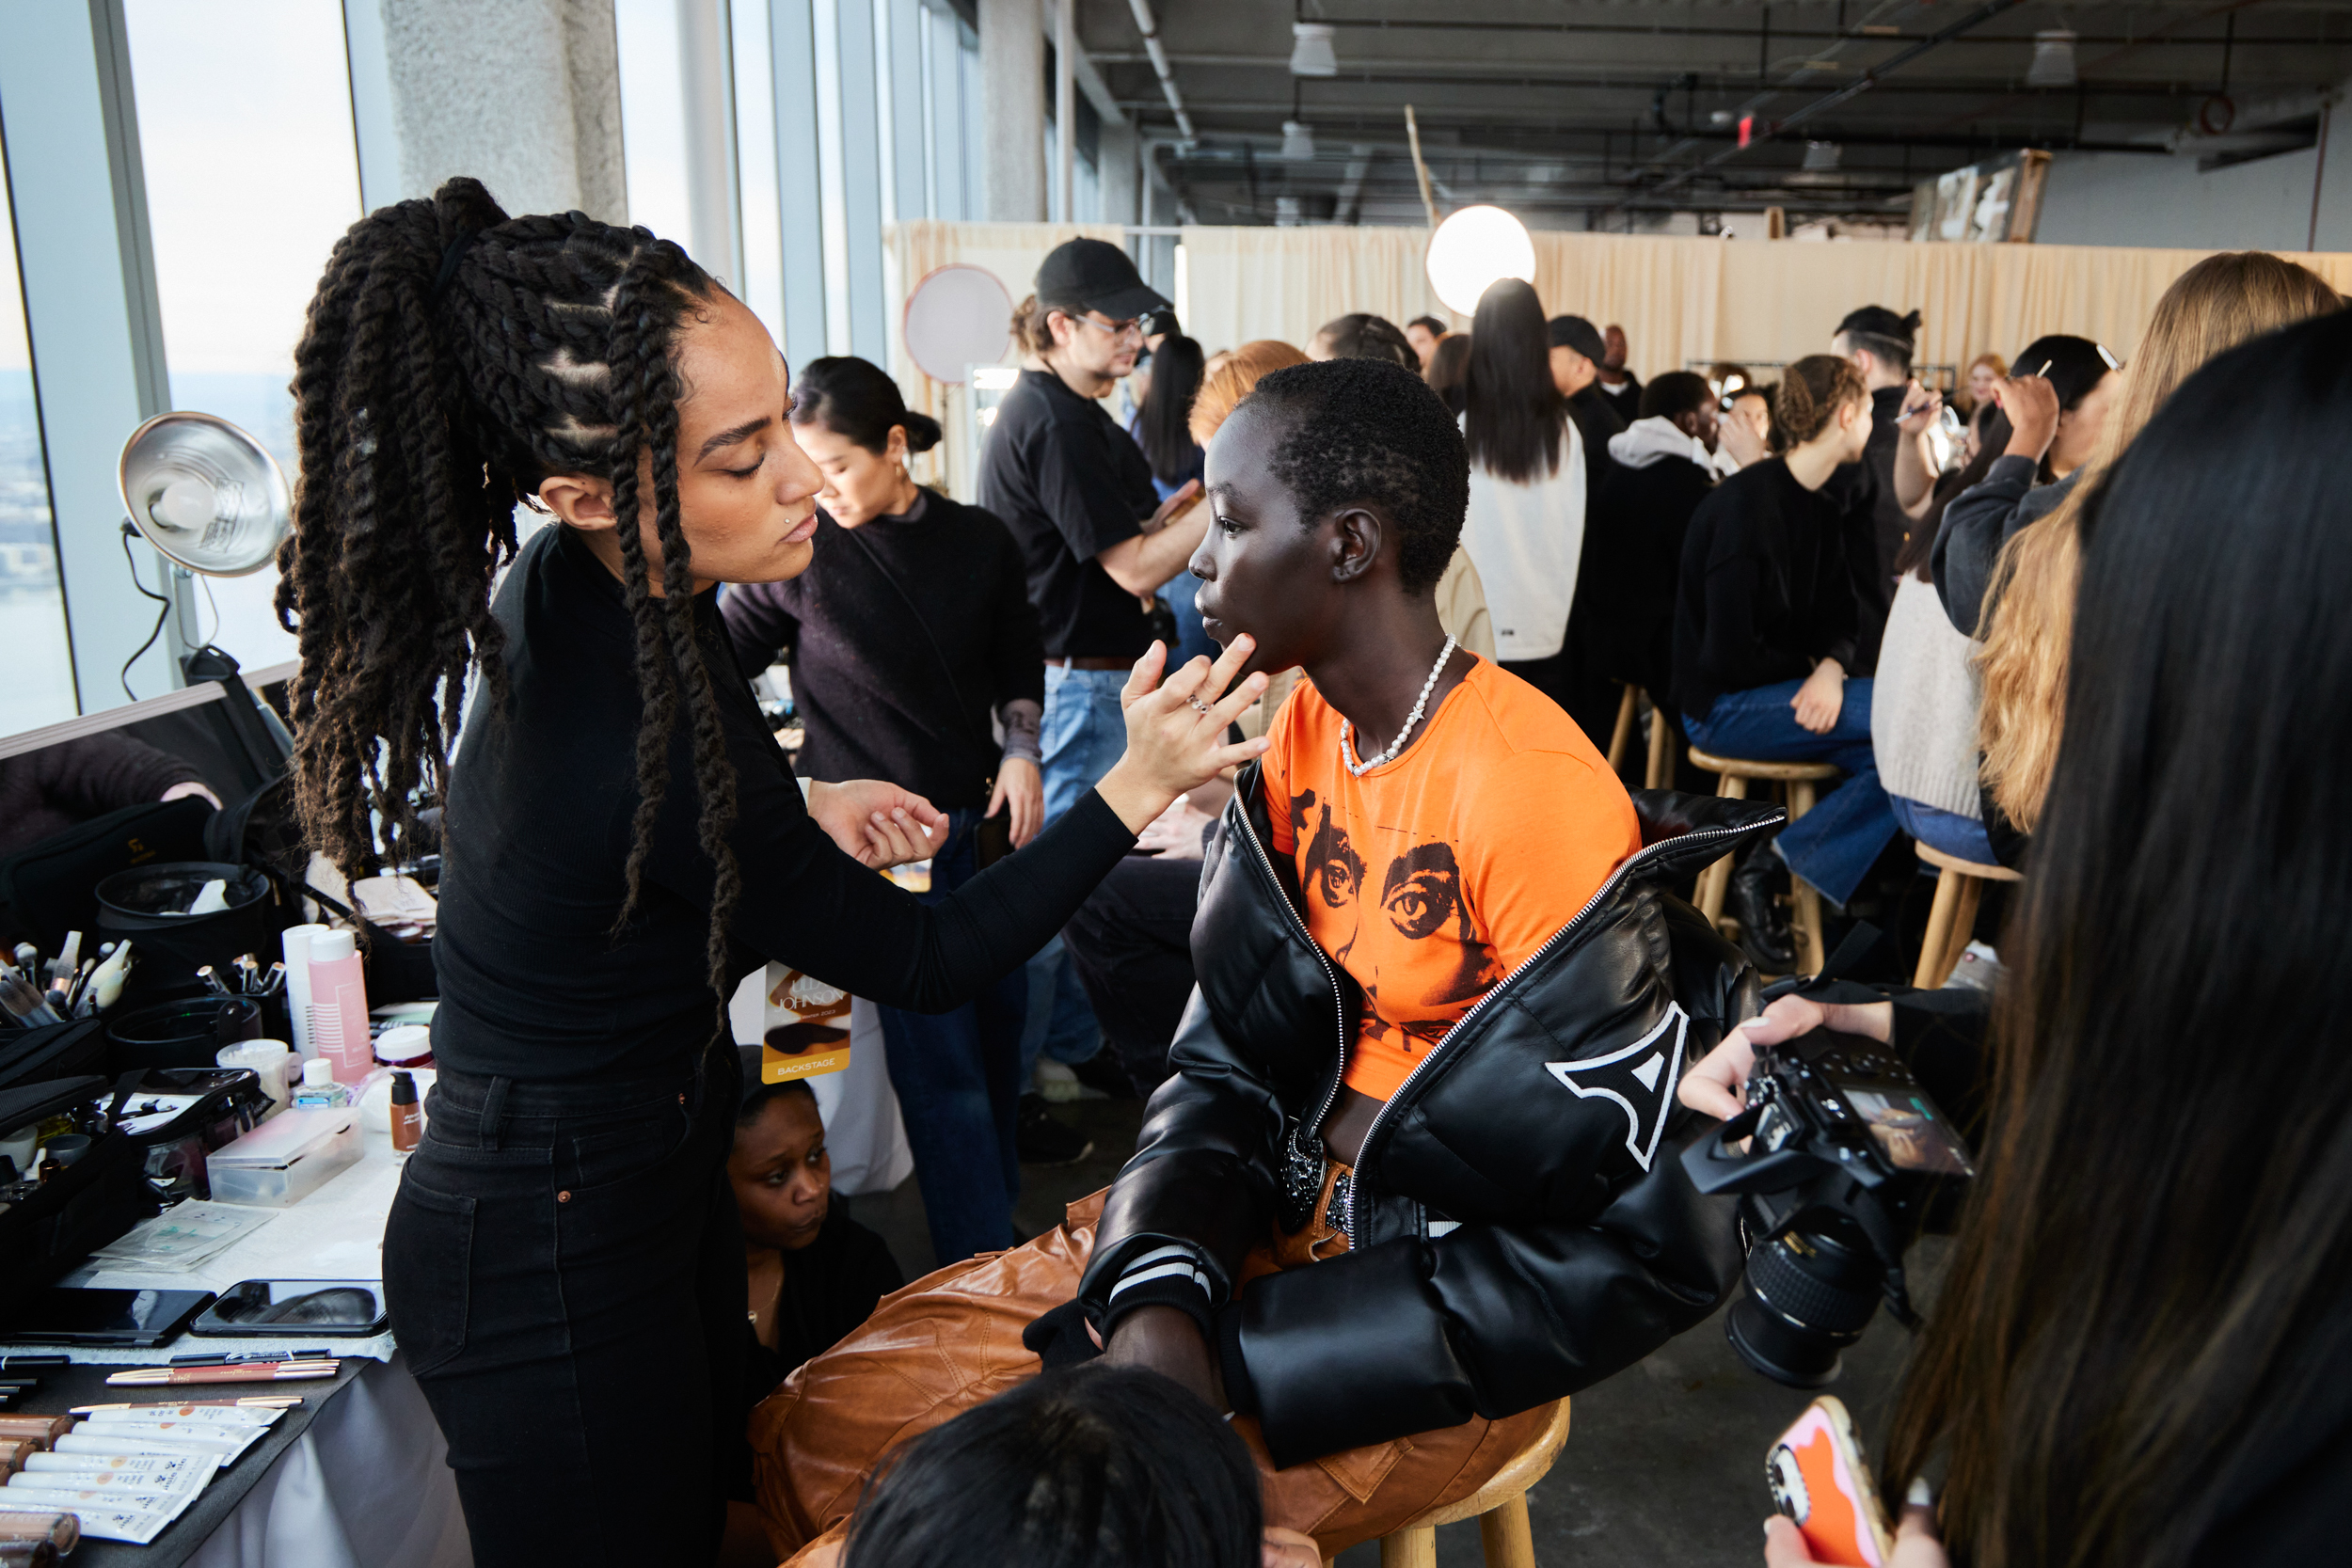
[1692,300,2352,1568]
[1973,252,2341,835]
[276,179,1265,1562]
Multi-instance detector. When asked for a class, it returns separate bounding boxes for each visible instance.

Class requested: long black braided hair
[277,176,745,998]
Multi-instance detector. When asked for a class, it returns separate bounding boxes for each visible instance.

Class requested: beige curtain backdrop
[881,219,2352,493]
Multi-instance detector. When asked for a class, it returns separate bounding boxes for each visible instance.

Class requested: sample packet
[81,1404,283,1429]
[53,1430,237,1463]
[19,1451,210,1493]
[0,1497,169,1546]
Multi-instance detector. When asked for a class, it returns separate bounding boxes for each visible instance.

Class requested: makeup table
[16,1123,469,1566]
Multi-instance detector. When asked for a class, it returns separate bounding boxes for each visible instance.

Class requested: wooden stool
[1604,686,1678,792]
[1685,748,1841,977]
[1912,843,2021,989]
[1373,1401,1574,1568]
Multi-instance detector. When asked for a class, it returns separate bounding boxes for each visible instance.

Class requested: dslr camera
[1680,1028,1974,1386]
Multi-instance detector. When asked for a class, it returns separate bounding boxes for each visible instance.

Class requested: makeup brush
[0,966,61,1029]
[105,1361,338,1387]
[79,942,134,1017]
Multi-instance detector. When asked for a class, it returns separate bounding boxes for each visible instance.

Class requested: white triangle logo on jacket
[1545,1004,1689,1172]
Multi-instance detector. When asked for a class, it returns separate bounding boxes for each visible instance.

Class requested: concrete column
[345,0,628,222]
[978,0,1044,222]
[1099,120,1139,228]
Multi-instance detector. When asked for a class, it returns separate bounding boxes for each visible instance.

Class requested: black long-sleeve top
[1930,456,2080,637]
[1671,457,1863,721]
[719,492,1043,810]
[0,735,208,856]
[430,524,1136,1081]
[1571,447,1716,705]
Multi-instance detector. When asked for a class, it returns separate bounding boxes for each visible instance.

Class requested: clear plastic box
[205,1107,361,1207]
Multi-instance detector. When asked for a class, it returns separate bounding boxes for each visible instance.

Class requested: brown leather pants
[750,1181,1560,1561]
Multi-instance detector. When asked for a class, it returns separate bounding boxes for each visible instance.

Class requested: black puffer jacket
[1075,772,1783,1466]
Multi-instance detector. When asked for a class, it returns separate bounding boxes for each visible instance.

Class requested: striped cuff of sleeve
[1099,1243,1218,1342]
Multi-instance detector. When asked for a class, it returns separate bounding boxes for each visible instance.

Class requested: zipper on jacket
[1343,820,1755,1239]
[1227,789,1354,1146]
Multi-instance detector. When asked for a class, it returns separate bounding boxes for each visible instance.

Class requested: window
[0,139,76,733]
[124,0,363,674]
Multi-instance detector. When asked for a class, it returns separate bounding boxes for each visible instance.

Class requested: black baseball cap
[1035,239,1169,323]
[1548,314,1607,361]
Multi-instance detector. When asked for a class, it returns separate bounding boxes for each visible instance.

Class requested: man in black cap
[979,238,1208,1157]
[1828,303,1926,672]
[1547,314,1626,493]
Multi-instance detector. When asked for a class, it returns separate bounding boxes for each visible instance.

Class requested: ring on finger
[1187,695,1213,714]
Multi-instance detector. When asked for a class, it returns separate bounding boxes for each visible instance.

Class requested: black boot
[1729,840,1796,972]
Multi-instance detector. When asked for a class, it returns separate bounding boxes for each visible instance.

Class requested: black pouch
[0,1074,162,1314]
[0,797,215,952]
[92,860,287,1007]
[0,1018,109,1095]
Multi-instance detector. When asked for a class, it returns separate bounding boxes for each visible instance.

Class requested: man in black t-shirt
[978,239,1210,1147]
[1548,314,1628,495]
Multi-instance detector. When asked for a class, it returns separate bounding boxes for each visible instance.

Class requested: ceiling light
[1423,205,1535,315]
[1803,140,1841,171]
[1290,23,1337,77]
[1280,120,1316,160]
[2028,29,2077,88]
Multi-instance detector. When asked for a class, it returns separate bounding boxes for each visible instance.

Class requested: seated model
[751,357,1770,1560]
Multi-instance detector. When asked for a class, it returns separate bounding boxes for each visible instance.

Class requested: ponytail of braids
[279,177,744,1003]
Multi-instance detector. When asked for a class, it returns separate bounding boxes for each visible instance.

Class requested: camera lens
[1726,1214,1883,1387]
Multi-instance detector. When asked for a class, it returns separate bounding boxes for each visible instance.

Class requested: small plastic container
[205,1106,361,1207]
[373,1023,433,1070]
[291,1056,352,1110]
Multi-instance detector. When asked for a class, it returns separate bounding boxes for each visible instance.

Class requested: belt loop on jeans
[480,1075,512,1151]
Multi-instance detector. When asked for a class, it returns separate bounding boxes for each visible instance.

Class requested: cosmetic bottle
[292,1057,352,1110]
[306,930,373,1084]
[280,924,328,1060]
[389,1071,421,1153]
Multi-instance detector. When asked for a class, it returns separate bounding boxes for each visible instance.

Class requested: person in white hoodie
[1565,372,1720,750]
[1457,278,1584,714]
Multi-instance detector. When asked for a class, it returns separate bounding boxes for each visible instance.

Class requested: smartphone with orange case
[1766,1395,1896,1566]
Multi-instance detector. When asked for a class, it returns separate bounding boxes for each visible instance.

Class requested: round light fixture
[1422,205,1536,316]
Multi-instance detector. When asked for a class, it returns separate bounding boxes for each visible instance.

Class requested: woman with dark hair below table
[721,353,1048,1267]
[1688,305,2352,1568]
[273,177,1269,1564]
[752,356,1765,1562]
[1674,355,1898,965]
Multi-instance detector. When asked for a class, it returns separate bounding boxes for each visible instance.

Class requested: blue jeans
[1683,677,1898,908]
[1886,793,1997,866]
[1025,665,1125,1078]
[878,808,1027,1263]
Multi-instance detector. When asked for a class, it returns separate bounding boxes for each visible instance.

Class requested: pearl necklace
[1341,637,1457,777]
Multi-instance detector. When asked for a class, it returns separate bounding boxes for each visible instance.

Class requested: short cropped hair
[1640,371,1716,422]
[1241,357,1469,594]
[1314,312,1419,371]
[840,1366,1261,1568]
[1407,315,1447,337]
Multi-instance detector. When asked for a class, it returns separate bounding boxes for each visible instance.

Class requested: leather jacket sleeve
[1219,1116,1740,1467]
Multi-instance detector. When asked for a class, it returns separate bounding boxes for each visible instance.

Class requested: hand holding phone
[1144,478,1204,534]
[1766,1396,1895,1566]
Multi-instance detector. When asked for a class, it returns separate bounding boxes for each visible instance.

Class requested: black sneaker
[1017,1094,1095,1165]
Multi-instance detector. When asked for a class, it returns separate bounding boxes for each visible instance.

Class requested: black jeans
[1062,854,1201,1097]
[383,1041,743,1566]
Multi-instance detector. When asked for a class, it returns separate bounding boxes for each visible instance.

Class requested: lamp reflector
[117,412,291,578]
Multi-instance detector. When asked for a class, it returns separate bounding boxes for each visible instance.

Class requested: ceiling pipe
[1125,0,1195,145]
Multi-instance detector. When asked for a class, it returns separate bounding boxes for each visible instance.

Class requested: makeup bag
[0,1074,161,1314]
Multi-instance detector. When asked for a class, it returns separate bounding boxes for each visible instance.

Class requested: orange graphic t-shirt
[1264,658,1642,1101]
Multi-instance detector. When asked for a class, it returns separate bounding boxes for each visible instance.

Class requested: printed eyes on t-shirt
[1380,843,1464,941]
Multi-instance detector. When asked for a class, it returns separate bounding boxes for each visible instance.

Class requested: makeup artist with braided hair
[274,178,1268,1566]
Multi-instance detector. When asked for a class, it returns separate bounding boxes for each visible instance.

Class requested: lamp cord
[118,522,176,702]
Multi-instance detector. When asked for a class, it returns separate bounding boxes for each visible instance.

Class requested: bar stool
[1685,748,1840,976]
[1370,1401,1573,1568]
[1913,843,2021,989]
[1605,685,1677,791]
